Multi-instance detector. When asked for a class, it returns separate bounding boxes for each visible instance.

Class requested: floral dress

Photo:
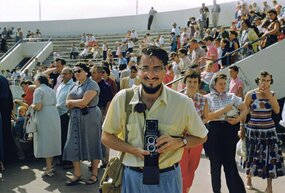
[245,91,285,178]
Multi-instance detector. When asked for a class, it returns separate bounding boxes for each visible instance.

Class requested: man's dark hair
[55,58,66,65]
[103,66,111,76]
[141,46,169,66]
[229,65,239,72]
[130,65,138,72]
[229,30,238,37]
[203,36,213,42]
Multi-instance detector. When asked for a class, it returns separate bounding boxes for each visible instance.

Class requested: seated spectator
[261,9,281,48]
[220,38,231,68]
[11,106,27,160]
[36,29,42,38]
[87,34,97,47]
[130,29,138,42]
[228,30,240,64]
[79,33,88,47]
[70,43,79,59]
[79,46,90,59]
[159,35,165,47]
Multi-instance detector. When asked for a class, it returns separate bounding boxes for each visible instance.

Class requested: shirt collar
[129,84,168,105]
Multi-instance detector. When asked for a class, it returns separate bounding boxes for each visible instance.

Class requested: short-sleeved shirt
[206,91,242,121]
[206,44,219,72]
[102,85,208,169]
[229,77,243,96]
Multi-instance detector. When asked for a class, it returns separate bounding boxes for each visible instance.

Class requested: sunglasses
[73,69,82,74]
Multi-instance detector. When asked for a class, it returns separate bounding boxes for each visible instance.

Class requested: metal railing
[166,36,265,88]
[0,40,22,62]
[20,38,52,72]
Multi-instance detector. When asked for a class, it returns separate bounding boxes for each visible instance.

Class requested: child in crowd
[12,106,27,160]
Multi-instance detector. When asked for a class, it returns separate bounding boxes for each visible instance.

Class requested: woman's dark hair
[241,19,252,28]
[183,70,201,84]
[178,48,188,55]
[75,62,91,77]
[267,9,278,17]
[255,71,273,85]
[221,38,230,49]
[35,73,49,86]
[213,73,227,84]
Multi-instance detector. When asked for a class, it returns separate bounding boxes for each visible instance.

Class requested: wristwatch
[181,137,187,148]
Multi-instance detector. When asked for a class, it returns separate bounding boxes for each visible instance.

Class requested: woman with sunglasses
[63,63,102,186]
[242,71,284,193]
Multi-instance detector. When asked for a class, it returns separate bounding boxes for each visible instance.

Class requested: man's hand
[156,135,183,153]
[131,147,150,160]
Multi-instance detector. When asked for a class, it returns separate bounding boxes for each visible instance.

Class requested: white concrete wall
[0,42,51,71]
[0,0,267,37]
[22,42,53,72]
[0,44,23,70]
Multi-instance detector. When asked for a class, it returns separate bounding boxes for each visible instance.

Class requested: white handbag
[26,107,37,133]
[236,138,246,158]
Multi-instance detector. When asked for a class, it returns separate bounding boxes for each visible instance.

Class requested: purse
[26,107,37,133]
[236,138,246,158]
[99,88,134,193]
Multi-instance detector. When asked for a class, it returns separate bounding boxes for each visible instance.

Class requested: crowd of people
[0,1,285,193]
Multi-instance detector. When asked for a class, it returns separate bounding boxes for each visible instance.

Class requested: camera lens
[147,137,155,144]
[147,145,155,152]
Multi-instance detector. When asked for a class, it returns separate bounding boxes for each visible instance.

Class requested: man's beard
[141,83,162,94]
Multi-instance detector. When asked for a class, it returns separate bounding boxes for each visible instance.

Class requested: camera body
[143,120,160,185]
[144,120,159,157]
[81,107,88,115]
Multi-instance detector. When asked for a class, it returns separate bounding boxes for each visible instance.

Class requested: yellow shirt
[102,85,208,169]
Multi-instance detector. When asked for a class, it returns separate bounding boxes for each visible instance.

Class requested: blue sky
[0,0,235,22]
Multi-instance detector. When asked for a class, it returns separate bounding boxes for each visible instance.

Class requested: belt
[125,162,179,173]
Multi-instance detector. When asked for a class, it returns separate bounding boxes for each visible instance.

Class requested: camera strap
[119,88,135,162]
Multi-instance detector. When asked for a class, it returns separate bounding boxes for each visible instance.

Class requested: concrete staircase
[43,29,172,66]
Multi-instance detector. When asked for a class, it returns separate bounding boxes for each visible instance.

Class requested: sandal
[41,170,54,177]
[65,175,82,186]
[85,175,98,185]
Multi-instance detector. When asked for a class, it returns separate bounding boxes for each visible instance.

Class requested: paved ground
[1,149,285,193]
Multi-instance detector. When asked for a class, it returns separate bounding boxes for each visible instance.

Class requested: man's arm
[156,134,207,153]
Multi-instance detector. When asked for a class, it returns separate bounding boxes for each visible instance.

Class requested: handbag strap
[119,88,134,162]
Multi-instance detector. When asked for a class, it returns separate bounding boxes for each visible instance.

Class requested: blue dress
[245,91,285,178]
[63,78,103,161]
